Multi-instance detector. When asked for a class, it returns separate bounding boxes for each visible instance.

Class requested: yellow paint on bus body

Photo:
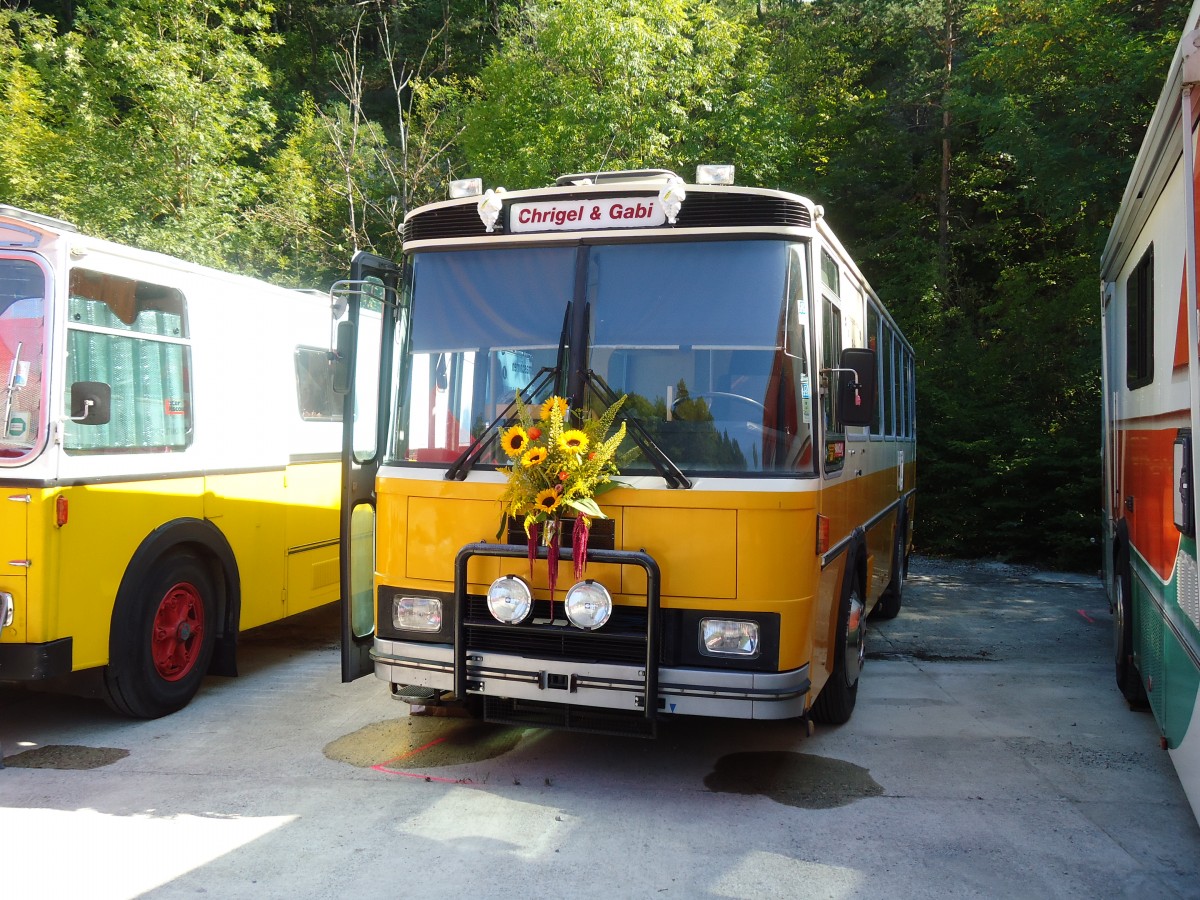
[0,464,339,671]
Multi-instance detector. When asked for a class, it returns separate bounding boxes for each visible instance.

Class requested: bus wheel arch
[873,502,909,620]
[1112,523,1148,708]
[102,519,241,718]
[812,538,867,725]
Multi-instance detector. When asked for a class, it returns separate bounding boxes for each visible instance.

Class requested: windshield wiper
[444,365,558,481]
[584,369,692,490]
[2,340,23,436]
[444,302,571,482]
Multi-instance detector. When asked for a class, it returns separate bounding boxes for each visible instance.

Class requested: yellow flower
[558,429,589,455]
[501,425,528,457]
[534,488,561,513]
[521,446,547,468]
[540,396,569,421]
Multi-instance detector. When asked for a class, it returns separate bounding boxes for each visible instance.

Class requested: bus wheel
[873,517,906,620]
[1113,543,1148,708]
[812,567,865,725]
[103,553,217,719]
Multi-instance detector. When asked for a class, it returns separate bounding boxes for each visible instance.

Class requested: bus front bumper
[0,637,73,681]
[372,638,810,720]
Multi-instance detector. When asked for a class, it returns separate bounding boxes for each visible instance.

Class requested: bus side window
[1126,245,1153,389]
[867,304,882,437]
[883,325,896,438]
[902,350,912,439]
[64,269,193,454]
[822,297,845,472]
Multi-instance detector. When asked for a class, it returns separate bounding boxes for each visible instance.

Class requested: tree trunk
[938,0,954,289]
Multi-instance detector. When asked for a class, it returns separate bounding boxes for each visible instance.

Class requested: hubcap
[151,582,205,682]
[846,590,865,684]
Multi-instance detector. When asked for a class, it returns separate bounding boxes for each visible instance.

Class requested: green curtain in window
[64,296,190,453]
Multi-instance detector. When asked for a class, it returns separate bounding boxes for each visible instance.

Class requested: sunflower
[521,446,547,468]
[501,425,528,457]
[534,488,561,513]
[540,396,569,421]
[557,429,589,455]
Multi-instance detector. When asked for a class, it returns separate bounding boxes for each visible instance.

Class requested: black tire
[1113,542,1148,708]
[873,515,907,620]
[812,563,866,725]
[103,552,217,718]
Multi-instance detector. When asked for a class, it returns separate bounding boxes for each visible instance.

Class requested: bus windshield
[0,258,47,461]
[392,239,814,475]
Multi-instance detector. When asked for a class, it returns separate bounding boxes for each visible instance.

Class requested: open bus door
[333,251,401,681]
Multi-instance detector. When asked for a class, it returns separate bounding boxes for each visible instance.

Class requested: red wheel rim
[151,581,205,682]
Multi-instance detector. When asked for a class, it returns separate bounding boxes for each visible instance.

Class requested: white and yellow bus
[0,206,342,718]
[336,168,916,736]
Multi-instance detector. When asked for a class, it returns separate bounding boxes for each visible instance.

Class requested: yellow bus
[0,206,342,718]
[336,167,916,736]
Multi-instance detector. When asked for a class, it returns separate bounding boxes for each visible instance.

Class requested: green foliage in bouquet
[497,393,627,536]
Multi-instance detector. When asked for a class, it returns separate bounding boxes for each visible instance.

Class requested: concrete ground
[2,557,1198,899]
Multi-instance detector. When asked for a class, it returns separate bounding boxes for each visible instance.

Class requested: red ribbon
[573,515,590,581]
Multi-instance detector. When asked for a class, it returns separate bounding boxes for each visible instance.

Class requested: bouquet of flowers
[497,393,627,597]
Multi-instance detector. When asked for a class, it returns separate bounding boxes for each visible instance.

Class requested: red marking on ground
[369,735,476,784]
[371,767,474,784]
[373,735,445,770]
[1077,609,1096,623]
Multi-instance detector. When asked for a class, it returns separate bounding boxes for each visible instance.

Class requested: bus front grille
[674,193,812,229]
[463,597,650,665]
[403,205,488,242]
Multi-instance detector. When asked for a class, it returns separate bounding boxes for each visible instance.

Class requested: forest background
[0,0,1190,571]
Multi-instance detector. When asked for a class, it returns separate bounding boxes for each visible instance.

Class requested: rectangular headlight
[700,618,760,657]
[393,596,443,632]
[0,591,12,628]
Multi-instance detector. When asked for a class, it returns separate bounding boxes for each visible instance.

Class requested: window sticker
[5,410,30,440]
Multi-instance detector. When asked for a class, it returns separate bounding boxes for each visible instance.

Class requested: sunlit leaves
[458,0,777,188]
[0,0,279,266]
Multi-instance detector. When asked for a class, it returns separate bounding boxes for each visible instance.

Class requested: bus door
[335,251,401,681]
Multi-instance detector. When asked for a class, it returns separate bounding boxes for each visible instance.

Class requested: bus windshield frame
[387,238,818,477]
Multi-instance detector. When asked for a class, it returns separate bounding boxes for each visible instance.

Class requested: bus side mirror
[69,381,112,426]
[332,319,354,395]
[838,348,876,428]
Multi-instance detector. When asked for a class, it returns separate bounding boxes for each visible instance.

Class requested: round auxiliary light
[564,580,613,631]
[486,575,533,625]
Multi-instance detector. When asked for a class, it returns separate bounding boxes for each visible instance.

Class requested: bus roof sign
[509,197,667,233]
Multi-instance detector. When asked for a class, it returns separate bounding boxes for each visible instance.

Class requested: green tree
[0,0,279,268]
[938,0,1187,566]
[458,0,780,189]
[761,0,1187,568]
